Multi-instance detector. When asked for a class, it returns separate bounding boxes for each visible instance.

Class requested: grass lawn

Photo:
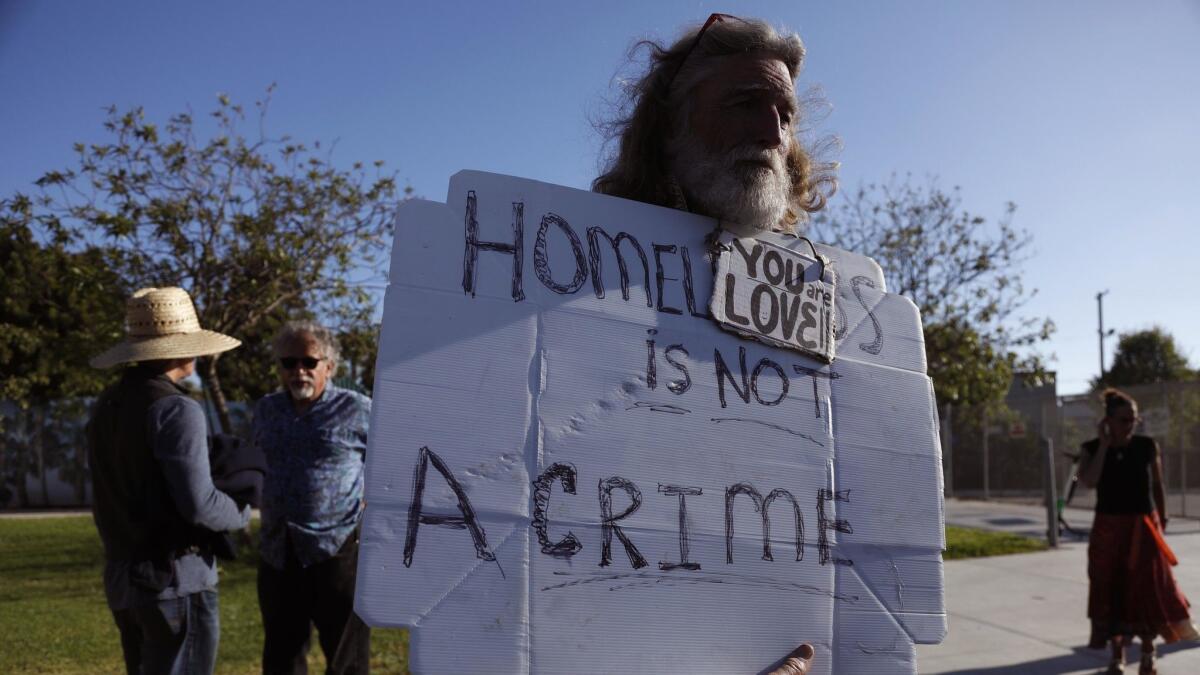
[944,525,1049,560]
[0,516,1046,673]
[0,515,407,674]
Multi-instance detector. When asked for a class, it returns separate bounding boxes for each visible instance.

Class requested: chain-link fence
[943,379,1200,519]
[7,380,1199,512]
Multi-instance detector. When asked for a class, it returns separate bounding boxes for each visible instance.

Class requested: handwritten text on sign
[710,233,836,363]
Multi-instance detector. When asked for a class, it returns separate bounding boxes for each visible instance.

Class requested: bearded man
[595,16,829,674]
[593,14,836,236]
[254,320,372,674]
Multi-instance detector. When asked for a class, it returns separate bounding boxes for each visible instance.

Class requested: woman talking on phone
[1078,387,1199,674]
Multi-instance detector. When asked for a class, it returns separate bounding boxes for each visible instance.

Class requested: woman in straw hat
[87,287,250,675]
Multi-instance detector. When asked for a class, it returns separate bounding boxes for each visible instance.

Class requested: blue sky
[3,0,1198,395]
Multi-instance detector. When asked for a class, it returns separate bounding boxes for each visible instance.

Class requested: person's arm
[1152,439,1168,531]
[1077,422,1110,489]
[149,396,250,532]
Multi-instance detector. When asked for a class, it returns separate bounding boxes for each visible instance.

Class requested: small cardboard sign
[710,232,836,362]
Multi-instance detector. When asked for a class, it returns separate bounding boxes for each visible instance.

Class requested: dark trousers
[257,533,371,675]
[112,590,220,675]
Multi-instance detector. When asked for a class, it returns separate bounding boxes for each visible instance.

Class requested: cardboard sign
[356,171,946,674]
[710,232,836,362]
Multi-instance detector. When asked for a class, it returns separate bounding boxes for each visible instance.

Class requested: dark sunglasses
[279,356,322,370]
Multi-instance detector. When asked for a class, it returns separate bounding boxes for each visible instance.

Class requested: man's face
[277,333,333,404]
[668,53,797,232]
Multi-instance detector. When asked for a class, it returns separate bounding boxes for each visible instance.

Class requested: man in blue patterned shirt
[254,321,372,674]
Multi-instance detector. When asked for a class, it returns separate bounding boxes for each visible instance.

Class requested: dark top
[87,367,249,610]
[1084,434,1157,515]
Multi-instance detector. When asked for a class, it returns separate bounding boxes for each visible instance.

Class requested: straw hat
[90,287,241,368]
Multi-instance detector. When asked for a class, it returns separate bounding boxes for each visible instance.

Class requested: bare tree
[812,176,1054,406]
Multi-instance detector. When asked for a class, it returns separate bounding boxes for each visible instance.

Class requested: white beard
[288,381,317,401]
[668,138,793,234]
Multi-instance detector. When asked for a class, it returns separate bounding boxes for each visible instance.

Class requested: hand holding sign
[768,643,816,675]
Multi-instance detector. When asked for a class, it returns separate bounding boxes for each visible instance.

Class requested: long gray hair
[593,16,837,223]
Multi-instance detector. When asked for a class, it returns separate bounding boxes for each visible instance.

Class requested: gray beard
[668,139,793,234]
[288,381,317,401]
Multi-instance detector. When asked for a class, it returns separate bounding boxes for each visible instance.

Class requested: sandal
[1138,651,1156,675]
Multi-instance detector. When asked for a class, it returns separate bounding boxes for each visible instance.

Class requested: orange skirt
[1087,511,1192,647]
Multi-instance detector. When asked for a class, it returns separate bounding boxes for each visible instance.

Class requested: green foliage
[7,86,405,430]
[1095,326,1195,389]
[924,319,1013,412]
[1090,328,1199,446]
[0,516,409,674]
[0,220,130,504]
[0,220,127,409]
[812,176,1055,407]
[335,301,381,394]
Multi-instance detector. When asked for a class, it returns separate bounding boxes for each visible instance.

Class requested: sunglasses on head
[665,13,742,92]
[279,356,322,370]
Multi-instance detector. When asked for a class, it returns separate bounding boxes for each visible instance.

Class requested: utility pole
[1042,435,1059,548]
[942,403,953,498]
[982,407,990,500]
[1096,290,1115,381]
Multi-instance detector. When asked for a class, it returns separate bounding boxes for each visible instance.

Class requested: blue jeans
[113,590,220,674]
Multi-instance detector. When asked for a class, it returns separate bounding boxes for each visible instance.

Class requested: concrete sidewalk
[919,499,1200,673]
